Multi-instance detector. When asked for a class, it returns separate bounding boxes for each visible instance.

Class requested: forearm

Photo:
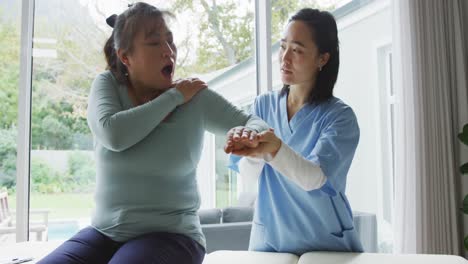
[238,157,264,196]
[203,89,269,134]
[88,88,183,151]
[245,115,269,133]
[266,142,327,191]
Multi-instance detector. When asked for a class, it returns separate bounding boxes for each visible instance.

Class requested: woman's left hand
[229,129,282,159]
[224,126,259,154]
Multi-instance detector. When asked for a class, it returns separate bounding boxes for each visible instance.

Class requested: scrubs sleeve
[307,108,360,196]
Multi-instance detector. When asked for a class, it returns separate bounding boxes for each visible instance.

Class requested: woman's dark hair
[280,8,339,104]
[103,2,173,84]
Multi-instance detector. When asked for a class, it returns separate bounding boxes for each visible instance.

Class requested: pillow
[198,208,222,224]
[222,206,254,223]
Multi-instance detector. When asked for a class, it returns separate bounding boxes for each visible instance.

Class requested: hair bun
[106,14,117,28]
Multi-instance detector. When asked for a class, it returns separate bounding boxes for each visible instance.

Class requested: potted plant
[458,123,468,250]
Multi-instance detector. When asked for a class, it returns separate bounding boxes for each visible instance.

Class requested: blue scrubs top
[230,91,363,255]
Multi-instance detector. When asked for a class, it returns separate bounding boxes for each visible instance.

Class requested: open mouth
[281,67,292,74]
[161,63,174,79]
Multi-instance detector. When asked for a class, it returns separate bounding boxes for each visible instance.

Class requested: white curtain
[392,0,468,255]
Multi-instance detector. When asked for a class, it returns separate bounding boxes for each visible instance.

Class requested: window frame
[16,0,35,242]
[16,0,273,241]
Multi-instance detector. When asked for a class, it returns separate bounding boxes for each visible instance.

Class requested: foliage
[0,0,336,196]
[0,4,99,150]
[0,0,335,149]
[271,0,301,42]
[30,158,65,194]
[66,151,95,193]
[0,13,20,129]
[7,151,96,194]
[458,123,468,250]
[170,0,332,77]
[0,126,95,193]
[172,0,255,74]
[0,128,17,189]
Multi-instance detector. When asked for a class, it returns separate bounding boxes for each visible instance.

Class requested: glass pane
[29,0,106,242]
[0,0,21,244]
[389,53,394,96]
[165,0,257,208]
[215,102,253,208]
[270,0,393,253]
[26,0,257,245]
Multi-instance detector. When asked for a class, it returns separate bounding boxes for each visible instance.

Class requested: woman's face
[279,20,324,87]
[124,17,177,91]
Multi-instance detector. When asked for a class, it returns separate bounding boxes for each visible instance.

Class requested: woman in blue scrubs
[225,8,363,254]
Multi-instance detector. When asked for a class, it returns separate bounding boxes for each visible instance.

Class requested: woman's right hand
[173,78,207,103]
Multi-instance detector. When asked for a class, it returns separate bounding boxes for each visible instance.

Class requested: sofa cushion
[222,206,253,223]
[202,222,252,253]
[297,252,468,264]
[198,208,222,224]
[203,250,299,264]
[352,211,378,252]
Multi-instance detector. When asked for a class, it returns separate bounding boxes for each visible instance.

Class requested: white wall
[335,1,391,217]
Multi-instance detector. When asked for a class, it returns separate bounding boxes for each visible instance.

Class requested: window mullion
[17,0,35,242]
[255,0,272,95]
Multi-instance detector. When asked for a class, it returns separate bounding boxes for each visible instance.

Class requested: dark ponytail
[103,32,116,71]
[103,30,128,84]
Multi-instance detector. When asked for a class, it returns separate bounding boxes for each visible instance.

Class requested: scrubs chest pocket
[329,192,355,238]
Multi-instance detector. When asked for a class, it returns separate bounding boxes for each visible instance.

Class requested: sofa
[199,206,378,253]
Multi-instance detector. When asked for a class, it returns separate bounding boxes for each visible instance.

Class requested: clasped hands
[223,126,282,159]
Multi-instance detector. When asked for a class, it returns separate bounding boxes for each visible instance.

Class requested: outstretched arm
[228,130,326,191]
[202,89,269,135]
[87,74,206,152]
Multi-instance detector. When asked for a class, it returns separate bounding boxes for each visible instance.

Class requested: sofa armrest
[202,222,252,253]
[353,211,378,252]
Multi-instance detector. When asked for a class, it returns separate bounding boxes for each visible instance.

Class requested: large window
[164,0,257,209]
[10,0,257,242]
[28,0,108,242]
[377,46,395,252]
[7,0,395,253]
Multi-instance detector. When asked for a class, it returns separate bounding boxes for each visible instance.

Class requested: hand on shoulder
[172,78,207,103]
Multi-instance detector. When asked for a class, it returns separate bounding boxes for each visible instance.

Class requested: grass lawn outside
[8,190,236,221]
[9,193,94,220]
[216,188,239,208]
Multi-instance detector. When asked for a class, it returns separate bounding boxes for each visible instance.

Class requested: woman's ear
[319,52,330,69]
[117,49,130,67]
